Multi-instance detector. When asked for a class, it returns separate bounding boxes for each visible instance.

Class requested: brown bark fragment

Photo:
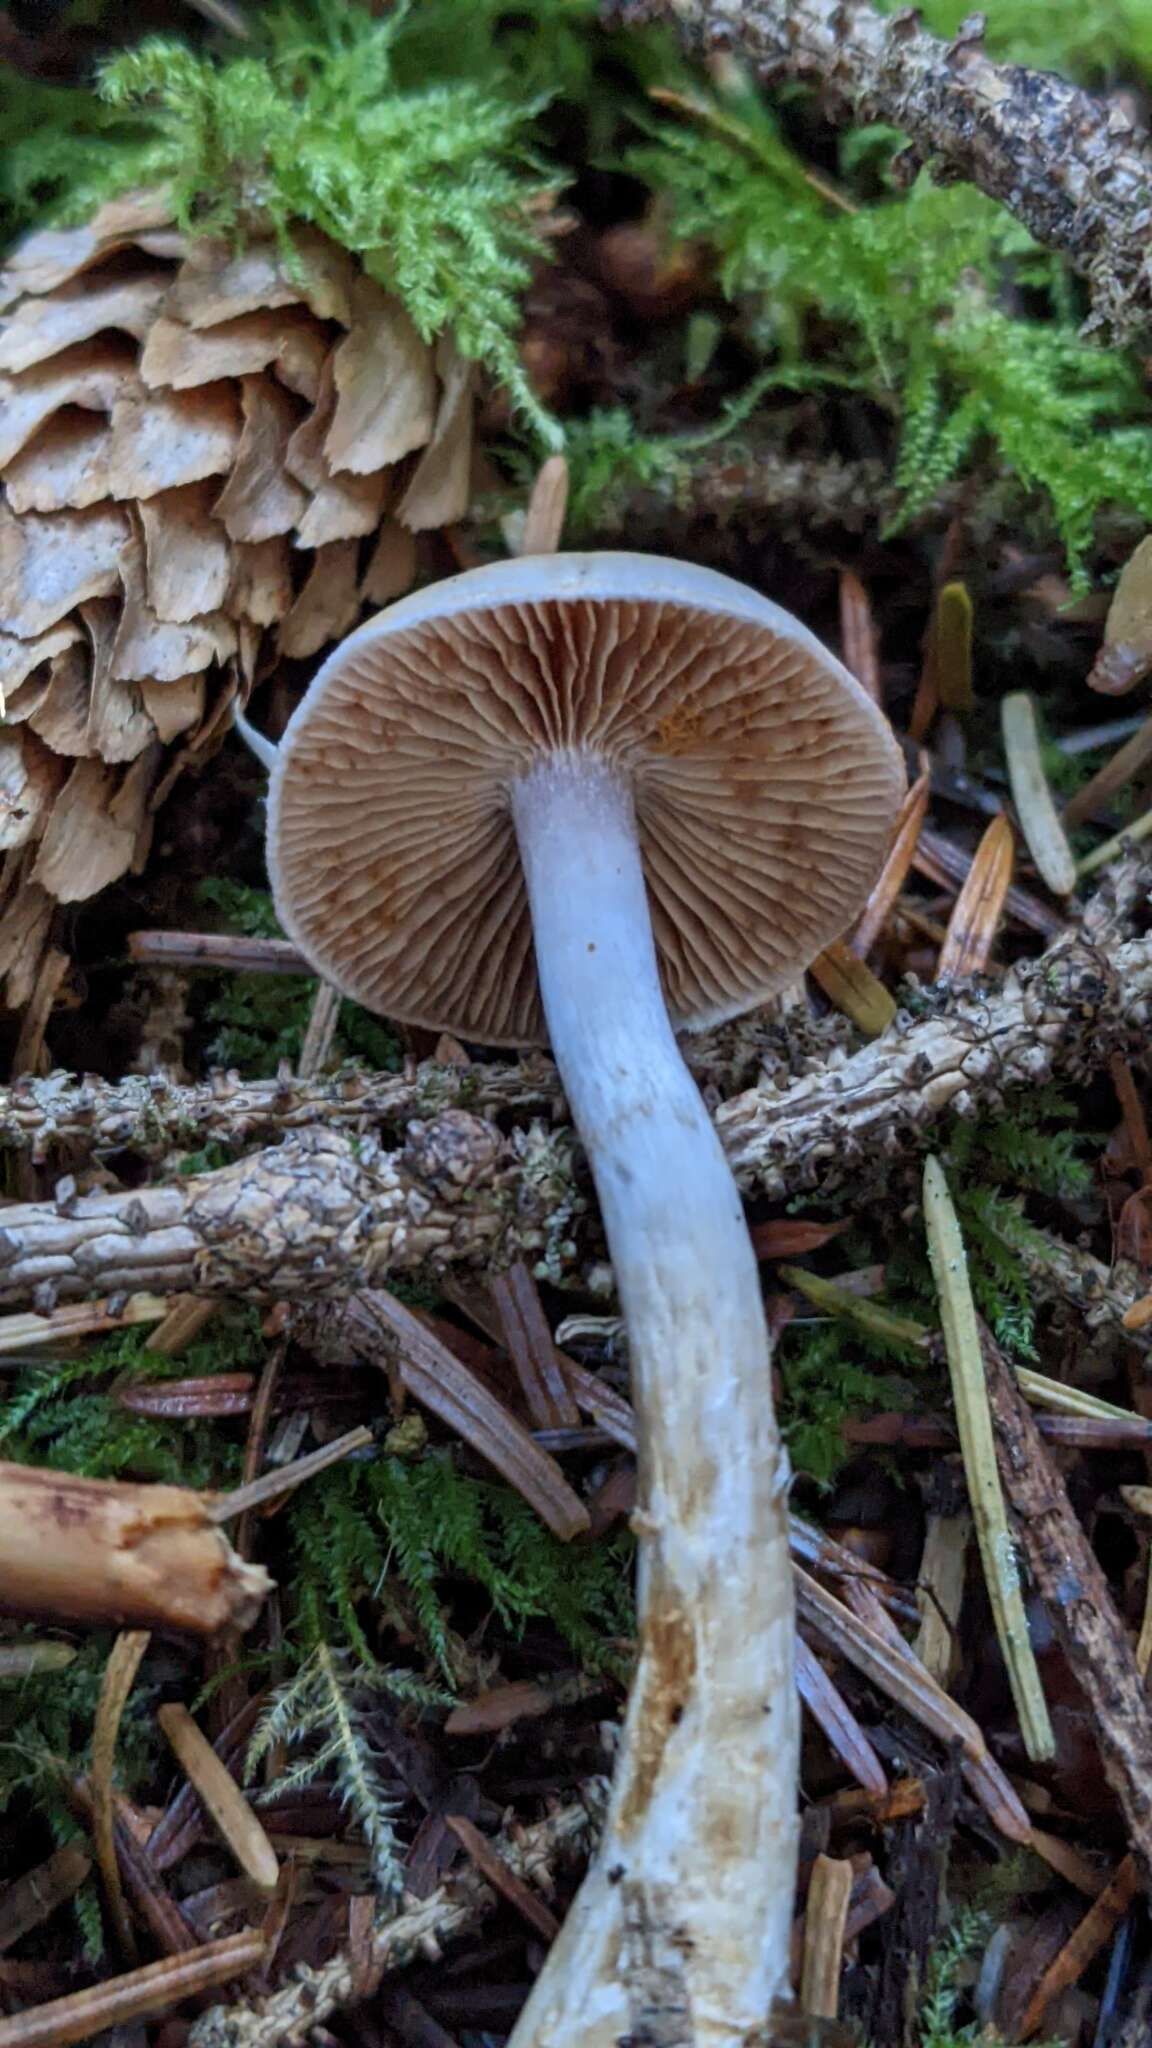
[226,535,294,627]
[981,1326,1152,1875]
[103,381,241,503]
[277,539,360,658]
[0,272,167,375]
[0,339,136,469]
[4,411,113,514]
[165,230,354,330]
[30,746,161,903]
[0,730,66,851]
[0,621,81,709]
[360,519,418,606]
[287,353,391,547]
[0,1461,271,1634]
[396,335,474,530]
[111,528,235,685]
[139,481,233,623]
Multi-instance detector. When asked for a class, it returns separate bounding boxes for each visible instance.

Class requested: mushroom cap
[268,552,905,1046]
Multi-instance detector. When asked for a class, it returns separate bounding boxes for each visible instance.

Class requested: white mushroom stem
[509,751,798,2048]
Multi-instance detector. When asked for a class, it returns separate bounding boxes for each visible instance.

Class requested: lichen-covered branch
[0,1114,571,1310]
[622,0,1152,336]
[1,931,1149,1310]
[1018,1233,1148,1362]
[719,933,1152,1196]
[0,1059,560,1164]
[188,1791,603,2048]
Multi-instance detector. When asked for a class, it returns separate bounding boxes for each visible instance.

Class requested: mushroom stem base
[510,754,798,2048]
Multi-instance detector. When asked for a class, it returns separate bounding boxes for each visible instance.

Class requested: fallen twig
[720,930,1152,1197]
[157,1703,279,1895]
[981,1325,1152,1874]
[1018,1854,1140,2040]
[0,1847,92,1957]
[0,1114,553,1309]
[93,1632,151,1959]
[128,932,311,977]
[0,1462,270,1635]
[800,1855,852,2020]
[0,924,1148,1308]
[0,1930,266,2048]
[0,1060,559,1163]
[187,1793,601,2048]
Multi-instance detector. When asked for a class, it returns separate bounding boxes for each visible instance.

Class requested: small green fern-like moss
[0,1311,260,1485]
[776,1324,913,1485]
[287,1453,633,1683]
[247,1620,444,1898]
[41,4,561,444]
[631,99,1152,584]
[914,1906,992,2048]
[0,1634,162,1957]
[196,879,401,1076]
[0,72,152,244]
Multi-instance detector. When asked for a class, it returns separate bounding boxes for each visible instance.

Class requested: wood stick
[92,1631,151,1958]
[1018,1855,1139,2039]
[0,1462,270,1634]
[981,1325,1152,1872]
[0,919,1135,1201]
[0,1848,92,1956]
[128,931,310,976]
[800,1855,853,2020]
[187,1797,599,2048]
[0,1932,265,2048]
[489,1261,580,1429]
[913,1505,969,1688]
[206,1425,374,1523]
[0,921,1148,1304]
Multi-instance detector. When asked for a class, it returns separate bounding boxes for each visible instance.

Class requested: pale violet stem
[233,708,279,773]
[508,750,798,2048]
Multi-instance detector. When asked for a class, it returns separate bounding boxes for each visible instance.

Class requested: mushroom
[257,552,904,2045]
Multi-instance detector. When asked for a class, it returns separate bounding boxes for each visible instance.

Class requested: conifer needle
[1002,692,1077,896]
[922,1154,1055,1762]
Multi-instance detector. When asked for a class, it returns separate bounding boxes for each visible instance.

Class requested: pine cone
[0,187,475,1008]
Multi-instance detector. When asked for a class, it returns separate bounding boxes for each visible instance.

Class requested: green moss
[4,3,566,443]
[629,93,1152,585]
[196,879,402,1076]
[0,1634,163,1956]
[0,1310,260,1485]
[776,1323,912,1485]
[286,1451,633,1683]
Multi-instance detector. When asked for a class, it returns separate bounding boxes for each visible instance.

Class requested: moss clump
[630,92,1152,585]
[196,879,402,1076]
[7,2,566,443]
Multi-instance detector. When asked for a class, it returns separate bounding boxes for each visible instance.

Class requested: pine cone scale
[0,186,469,999]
